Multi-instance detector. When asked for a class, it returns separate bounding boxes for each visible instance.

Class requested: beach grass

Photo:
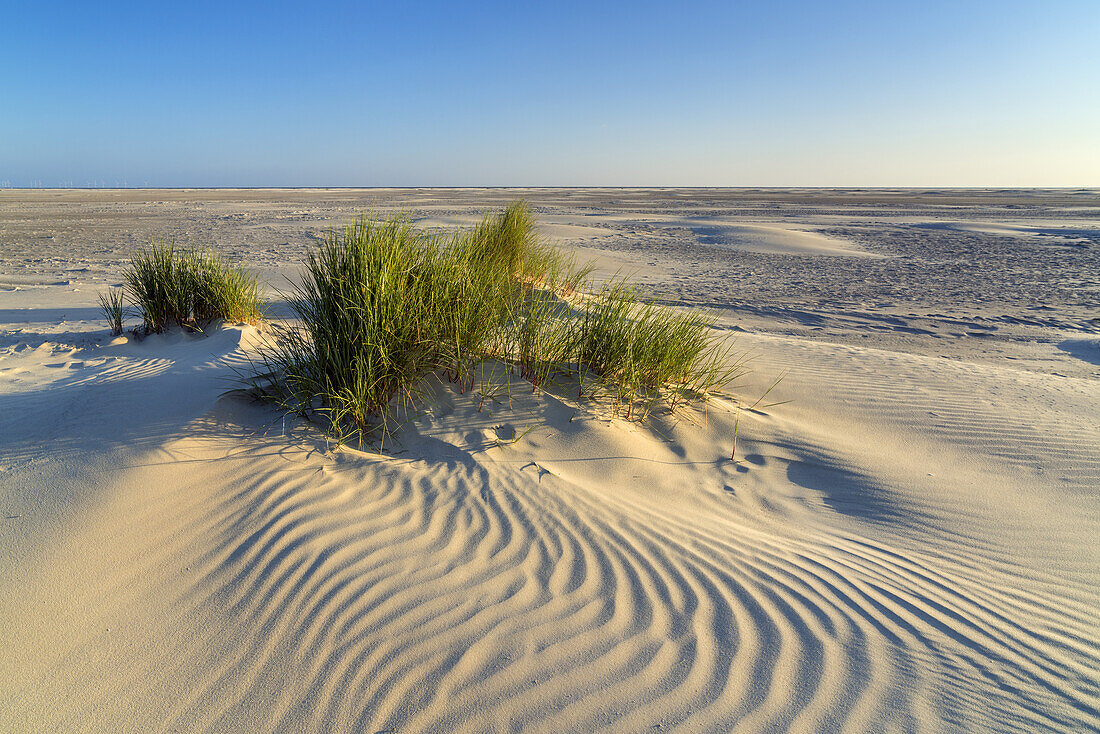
[98,288,126,336]
[574,278,740,419]
[252,202,737,443]
[513,286,573,391]
[260,215,439,438]
[123,243,264,333]
[430,224,519,390]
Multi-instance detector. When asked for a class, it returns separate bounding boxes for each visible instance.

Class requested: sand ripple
[11,407,1084,733]
[1,327,1097,733]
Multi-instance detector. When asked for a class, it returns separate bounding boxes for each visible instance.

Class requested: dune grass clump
[429,226,522,390]
[253,201,738,444]
[123,243,263,333]
[98,288,125,336]
[469,201,545,281]
[574,279,738,419]
[252,206,549,442]
[124,242,176,333]
[513,287,574,390]
[183,249,264,325]
[258,215,440,436]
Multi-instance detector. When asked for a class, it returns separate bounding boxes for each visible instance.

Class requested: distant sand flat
[411,210,877,256]
[1,188,1097,732]
[414,212,618,244]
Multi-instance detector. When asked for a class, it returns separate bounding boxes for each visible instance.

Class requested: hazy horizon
[4,185,1100,192]
[4,1,1098,188]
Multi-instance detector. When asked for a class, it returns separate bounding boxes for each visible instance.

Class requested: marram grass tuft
[251,202,739,445]
[98,288,126,336]
[123,243,264,333]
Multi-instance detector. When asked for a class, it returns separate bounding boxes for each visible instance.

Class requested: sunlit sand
[1,188,1097,732]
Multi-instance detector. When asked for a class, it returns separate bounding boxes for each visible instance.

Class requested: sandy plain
[0,188,1097,732]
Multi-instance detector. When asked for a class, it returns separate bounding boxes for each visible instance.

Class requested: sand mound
[684,221,879,257]
[2,321,1096,732]
[909,221,1097,248]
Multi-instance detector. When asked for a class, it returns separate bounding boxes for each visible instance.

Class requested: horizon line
[1,185,1097,192]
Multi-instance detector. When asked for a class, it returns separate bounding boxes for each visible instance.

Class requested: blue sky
[2,0,1098,187]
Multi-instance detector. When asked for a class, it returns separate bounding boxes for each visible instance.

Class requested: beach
[1,188,1097,732]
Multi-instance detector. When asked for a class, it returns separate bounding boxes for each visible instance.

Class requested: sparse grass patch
[574,278,740,419]
[98,288,125,336]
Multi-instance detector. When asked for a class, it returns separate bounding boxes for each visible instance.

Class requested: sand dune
[1,189,1098,732]
[678,221,877,257]
[907,220,1099,247]
[2,328,1096,732]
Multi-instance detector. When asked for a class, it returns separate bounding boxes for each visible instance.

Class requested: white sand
[1,189,1098,732]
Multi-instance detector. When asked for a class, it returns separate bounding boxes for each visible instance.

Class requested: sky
[2,0,1098,187]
